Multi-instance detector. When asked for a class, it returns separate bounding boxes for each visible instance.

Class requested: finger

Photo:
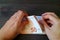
[5,10,22,24]
[22,11,28,16]
[47,20,53,24]
[16,10,28,27]
[1,15,18,30]
[2,10,27,29]
[42,18,50,30]
[42,12,58,19]
[42,14,58,23]
[44,25,51,36]
[18,20,29,34]
[1,10,24,30]
[17,16,29,34]
[38,20,43,25]
[17,10,28,24]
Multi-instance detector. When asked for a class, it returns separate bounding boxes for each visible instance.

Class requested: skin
[41,12,60,40]
[0,10,28,40]
[0,11,60,40]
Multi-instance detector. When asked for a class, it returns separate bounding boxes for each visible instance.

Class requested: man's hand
[42,12,60,40]
[0,10,28,40]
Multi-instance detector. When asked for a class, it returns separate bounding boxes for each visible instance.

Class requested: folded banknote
[21,16,45,34]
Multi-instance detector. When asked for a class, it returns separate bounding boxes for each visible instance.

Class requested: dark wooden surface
[0,0,60,40]
[14,34,49,40]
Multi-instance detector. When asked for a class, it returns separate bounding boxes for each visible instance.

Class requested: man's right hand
[42,12,60,40]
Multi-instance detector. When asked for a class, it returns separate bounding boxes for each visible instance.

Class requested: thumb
[41,18,51,33]
[44,25,51,34]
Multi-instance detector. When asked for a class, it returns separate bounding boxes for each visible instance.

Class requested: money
[21,16,45,34]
